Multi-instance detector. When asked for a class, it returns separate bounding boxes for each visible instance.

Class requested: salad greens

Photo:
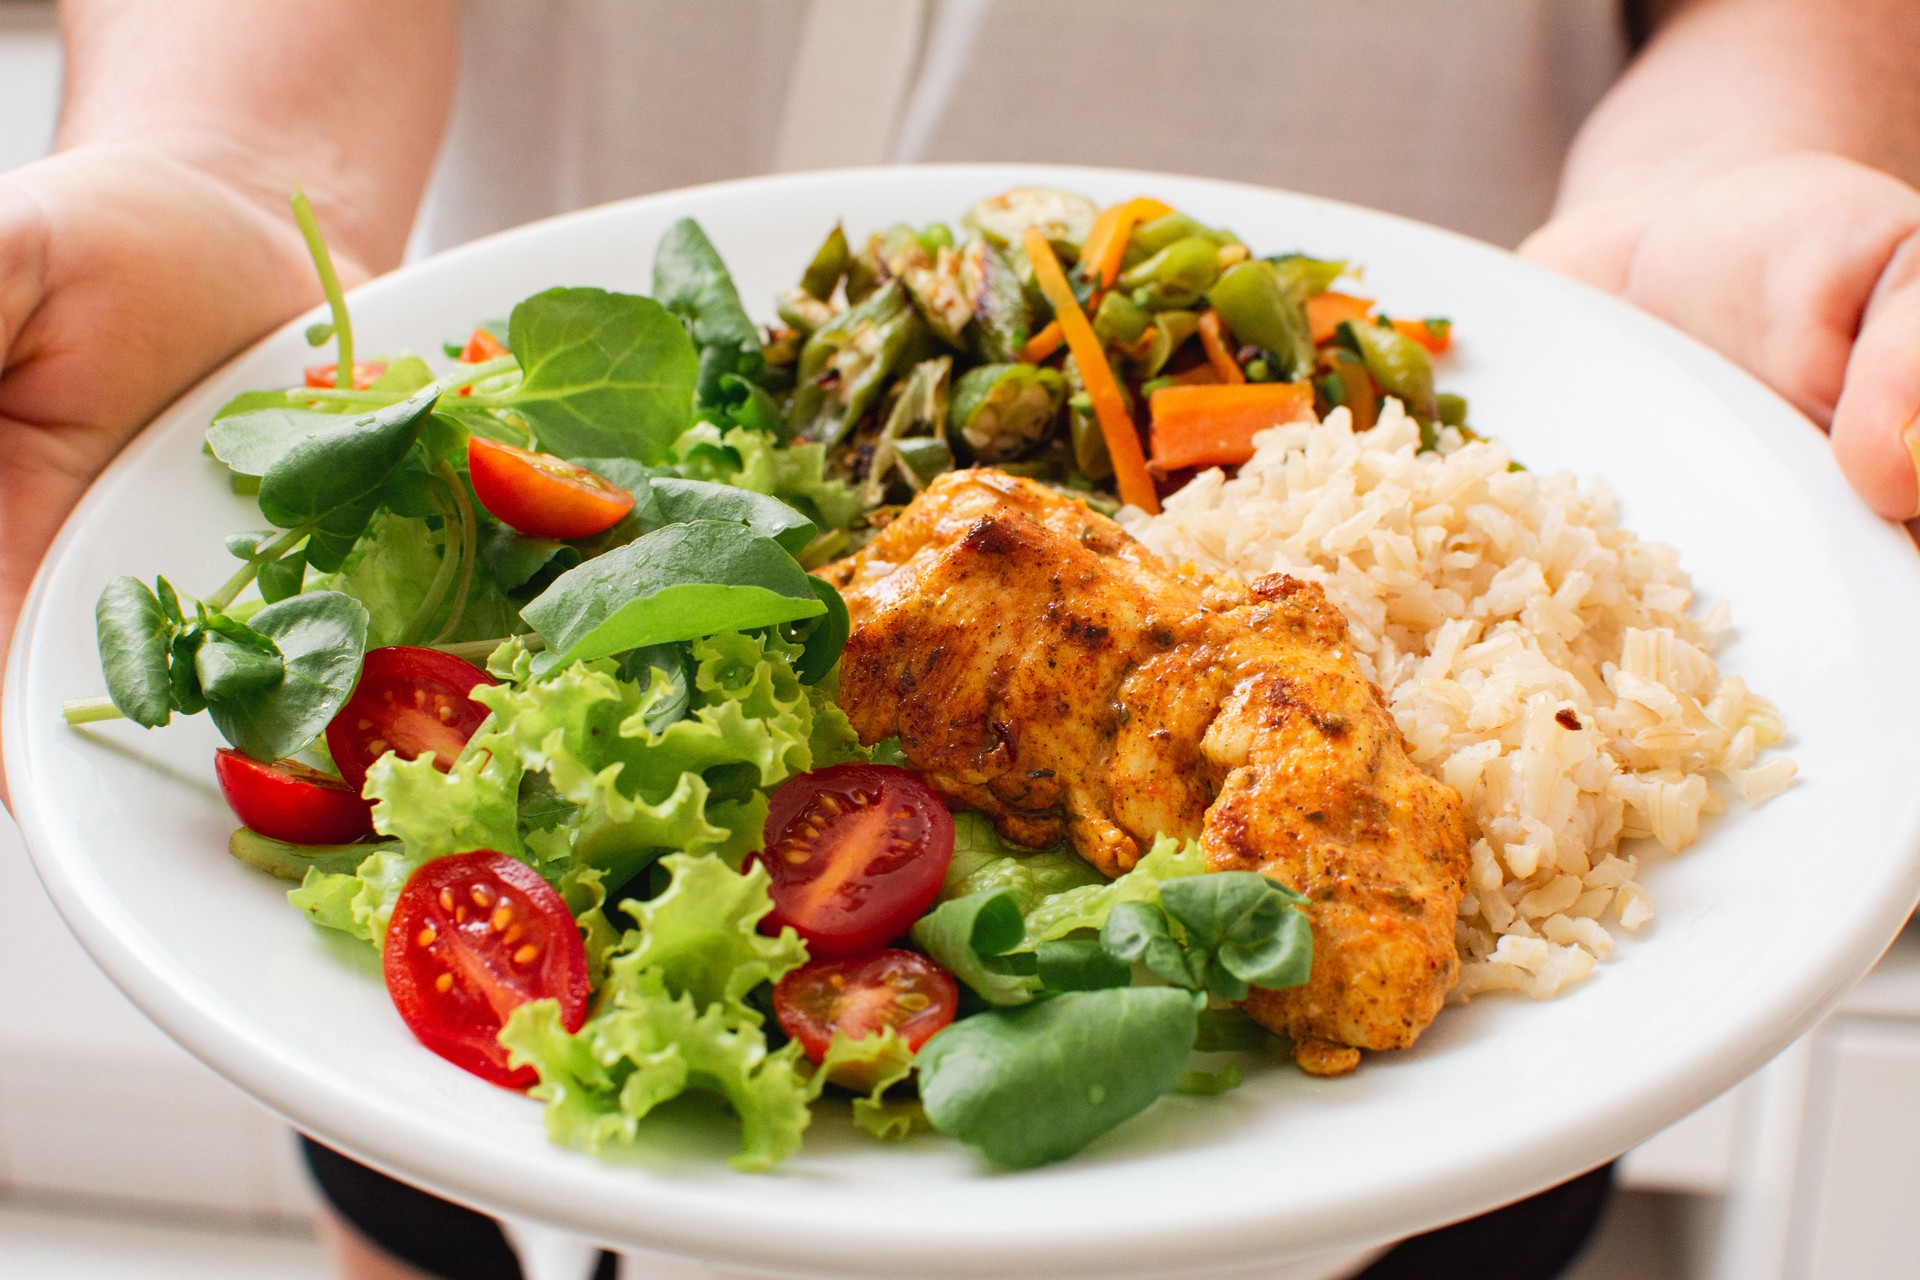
[72,189,1333,1176]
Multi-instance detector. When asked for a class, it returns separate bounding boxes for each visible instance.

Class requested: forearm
[1557,0,1920,210]
[55,0,458,274]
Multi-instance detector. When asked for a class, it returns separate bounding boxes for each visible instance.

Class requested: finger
[1830,228,1920,518]
[1516,199,1648,294]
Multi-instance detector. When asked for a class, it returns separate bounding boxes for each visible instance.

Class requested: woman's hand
[0,144,337,709]
[1521,151,1920,520]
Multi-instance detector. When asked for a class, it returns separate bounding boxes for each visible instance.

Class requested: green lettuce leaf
[819,1027,920,1141]
[939,811,1105,909]
[1019,835,1207,949]
[498,853,816,1171]
[287,845,427,945]
[670,422,859,532]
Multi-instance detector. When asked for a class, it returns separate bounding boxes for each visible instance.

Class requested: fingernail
[1906,417,1920,520]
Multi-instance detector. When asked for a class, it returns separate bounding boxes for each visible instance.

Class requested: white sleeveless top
[421,4,1627,1273]
[416,0,1626,256]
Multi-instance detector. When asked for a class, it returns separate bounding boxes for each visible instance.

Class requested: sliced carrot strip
[1080,197,1178,289]
[1148,382,1315,472]
[1306,291,1374,345]
[1024,227,1159,513]
[1391,317,1453,355]
[1019,320,1065,363]
[1196,311,1246,384]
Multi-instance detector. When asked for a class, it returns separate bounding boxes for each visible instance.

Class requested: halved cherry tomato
[325,646,498,790]
[757,764,954,958]
[383,851,588,1088]
[466,437,635,540]
[213,748,373,844]
[459,328,509,363]
[774,949,958,1068]
[303,361,387,390]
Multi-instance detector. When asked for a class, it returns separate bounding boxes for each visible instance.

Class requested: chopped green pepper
[1129,212,1239,258]
[1267,253,1347,301]
[1127,310,1200,380]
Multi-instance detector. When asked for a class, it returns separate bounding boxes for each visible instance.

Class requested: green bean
[863,355,953,505]
[1267,253,1347,302]
[1118,236,1221,309]
[1339,318,1439,423]
[961,235,1032,363]
[800,223,850,300]
[1092,291,1150,347]
[789,281,930,446]
[1206,260,1314,379]
[1437,393,1469,428]
[1127,310,1200,380]
[919,223,955,253]
[1129,212,1239,258]
[949,363,1066,462]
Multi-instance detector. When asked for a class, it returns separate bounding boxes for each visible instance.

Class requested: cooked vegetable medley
[66,186,1458,1172]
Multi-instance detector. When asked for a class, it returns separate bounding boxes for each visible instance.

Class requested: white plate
[9,165,1920,1278]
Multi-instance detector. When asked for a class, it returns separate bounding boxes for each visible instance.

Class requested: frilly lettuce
[293,628,859,951]
[287,845,427,944]
[671,422,859,531]
[1019,834,1207,949]
[499,854,815,1170]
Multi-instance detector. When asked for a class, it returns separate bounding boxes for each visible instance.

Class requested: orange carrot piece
[1169,364,1223,387]
[1148,382,1315,472]
[1196,311,1246,384]
[1391,317,1453,355]
[1306,291,1374,345]
[1080,197,1178,289]
[1019,320,1065,363]
[1024,227,1159,513]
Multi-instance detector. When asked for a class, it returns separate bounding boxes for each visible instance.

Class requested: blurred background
[3,1,1919,1277]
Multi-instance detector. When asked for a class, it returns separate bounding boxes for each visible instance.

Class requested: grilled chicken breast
[822,469,1468,1073]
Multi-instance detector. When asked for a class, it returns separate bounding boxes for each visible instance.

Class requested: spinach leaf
[789,575,848,685]
[643,477,816,555]
[1032,938,1131,992]
[506,287,699,462]
[1158,871,1313,999]
[917,987,1200,1168]
[910,888,1035,1006]
[652,219,762,406]
[207,407,349,477]
[94,577,175,727]
[1101,900,1204,990]
[520,520,824,674]
[255,388,435,531]
[204,591,368,761]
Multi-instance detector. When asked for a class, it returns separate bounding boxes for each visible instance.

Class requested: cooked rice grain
[1123,403,1792,1000]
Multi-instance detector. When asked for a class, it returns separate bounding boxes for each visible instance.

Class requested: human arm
[0,0,456,762]
[1520,0,1920,519]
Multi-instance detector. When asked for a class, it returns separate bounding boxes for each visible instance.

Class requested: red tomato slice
[213,748,373,844]
[758,764,955,958]
[774,949,958,1067]
[303,361,387,390]
[460,328,509,362]
[325,647,498,790]
[383,851,588,1088]
[466,437,635,540]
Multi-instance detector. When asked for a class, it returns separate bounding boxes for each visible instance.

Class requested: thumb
[1829,229,1920,519]
[1516,197,1651,294]
[0,179,52,372]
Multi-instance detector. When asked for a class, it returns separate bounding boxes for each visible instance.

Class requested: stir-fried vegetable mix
[764,186,1465,525]
[63,186,1435,1172]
